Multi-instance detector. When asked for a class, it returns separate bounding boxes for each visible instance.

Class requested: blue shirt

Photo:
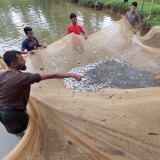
[22,37,40,51]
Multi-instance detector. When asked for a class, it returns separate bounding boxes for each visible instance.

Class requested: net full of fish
[64,59,160,92]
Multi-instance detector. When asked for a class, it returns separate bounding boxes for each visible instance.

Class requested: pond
[0,0,119,56]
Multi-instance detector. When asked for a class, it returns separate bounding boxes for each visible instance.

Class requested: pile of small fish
[64,59,159,92]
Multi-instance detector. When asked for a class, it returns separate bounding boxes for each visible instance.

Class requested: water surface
[0,0,119,56]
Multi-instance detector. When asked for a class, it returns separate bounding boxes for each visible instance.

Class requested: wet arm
[35,38,42,47]
[135,20,141,32]
[82,30,88,39]
[21,51,34,54]
[79,25,87,39]
[36,38,46,48]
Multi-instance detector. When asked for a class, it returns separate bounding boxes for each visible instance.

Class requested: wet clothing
[125,11,140,28]
[67,24,84,35]
[22,37,41,51]
[0,69,41,133]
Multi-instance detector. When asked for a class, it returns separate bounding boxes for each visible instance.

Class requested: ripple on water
[64,59,160,92]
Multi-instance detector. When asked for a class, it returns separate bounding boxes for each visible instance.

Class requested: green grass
[79,0,160,29]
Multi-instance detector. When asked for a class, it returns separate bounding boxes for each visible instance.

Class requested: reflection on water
[0,0,119,55]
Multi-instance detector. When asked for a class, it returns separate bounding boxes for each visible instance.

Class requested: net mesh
[1,18,160,160]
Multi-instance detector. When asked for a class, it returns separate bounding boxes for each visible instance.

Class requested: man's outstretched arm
[40,73,83,81]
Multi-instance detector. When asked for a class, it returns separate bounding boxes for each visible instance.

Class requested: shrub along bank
[79,0,160,31]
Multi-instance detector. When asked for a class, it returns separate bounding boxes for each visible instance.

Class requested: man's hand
[38,45,47,49]
[72,74,84,81]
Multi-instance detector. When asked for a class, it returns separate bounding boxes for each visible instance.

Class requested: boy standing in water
[21,26,46,53]
[125,2,141,33]
[67,13,88,39]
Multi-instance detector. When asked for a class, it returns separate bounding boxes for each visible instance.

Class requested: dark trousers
[0,108,29,134]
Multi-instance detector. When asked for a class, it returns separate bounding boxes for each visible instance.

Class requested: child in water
[67,13,87,39]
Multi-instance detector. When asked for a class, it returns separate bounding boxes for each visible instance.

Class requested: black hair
[70,13,77,19]
[23,26,32,34]
[3,50,21,67]
[132,2,138,7]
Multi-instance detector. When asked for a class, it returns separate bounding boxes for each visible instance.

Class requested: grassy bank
[79,0,160,30]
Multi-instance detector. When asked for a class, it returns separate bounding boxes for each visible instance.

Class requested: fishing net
[1,18,160,160]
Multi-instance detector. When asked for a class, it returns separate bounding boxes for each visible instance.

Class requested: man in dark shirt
[0,50,82,134]
[125,2,141,33]
[21,26,46,54]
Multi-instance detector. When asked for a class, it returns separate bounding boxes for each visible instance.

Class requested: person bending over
[0,50,82,134]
